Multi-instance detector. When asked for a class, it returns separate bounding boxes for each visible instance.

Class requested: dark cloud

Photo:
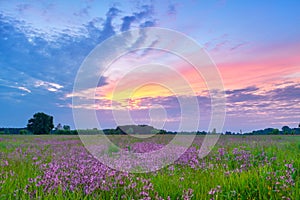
[268,84,300,101]
[120,4,155,32]
[226,83,299,105]
[97,76,109,87]
[106,7,120,18]
[228,93,263,103]
[226,86,259,95]
[224,83,300,129]
[226,86,262,103]
[121,16,136,32]
[84,21,102,40]
[97,7,120,41]
[134,5,153,20]
[139,20,155,28]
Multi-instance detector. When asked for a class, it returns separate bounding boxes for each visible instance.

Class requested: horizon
[1,121,299,134]
[1,1,299,133]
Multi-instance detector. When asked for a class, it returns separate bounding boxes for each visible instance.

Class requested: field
[0,135,299,200]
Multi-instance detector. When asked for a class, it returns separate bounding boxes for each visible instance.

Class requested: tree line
[0,112,299,135]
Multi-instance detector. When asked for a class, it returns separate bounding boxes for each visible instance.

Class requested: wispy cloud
[34,80,63,92]
[17,86,31,93]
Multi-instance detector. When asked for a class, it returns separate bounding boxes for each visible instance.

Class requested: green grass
[0,135,299,199]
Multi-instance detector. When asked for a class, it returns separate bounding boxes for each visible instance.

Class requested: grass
[0,135,299,199]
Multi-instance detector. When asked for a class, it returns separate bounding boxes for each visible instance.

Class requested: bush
[19,130,30,135]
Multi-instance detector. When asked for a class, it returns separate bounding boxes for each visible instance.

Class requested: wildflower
[3,160,8,166]
[218,148,225,156]
[209,188,216,195]
[168,165,175,171]
[139,191,149,196]
[285,164,293,169]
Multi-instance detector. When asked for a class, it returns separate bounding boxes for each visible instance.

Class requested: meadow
[0,135,299,199]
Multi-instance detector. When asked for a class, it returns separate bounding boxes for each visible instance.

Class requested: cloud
[284,72,300,79]
[268,84,300,101]
[16,4,31,13]
[0,3,154,128]
[121,16,136,32]
[139,20,155,28]
[0,82,31,94]
[120,4,155,32]
[226,86,259,95]
[204,34,247,54]
[225,86,263,103]
[34,80,63,92]
[230,42,246,51]
[134,5,153,20]
[17,86,31,93]
[94,6,121,41]
[224,83,300,126]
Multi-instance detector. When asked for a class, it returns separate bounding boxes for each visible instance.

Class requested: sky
[0,0,299,132]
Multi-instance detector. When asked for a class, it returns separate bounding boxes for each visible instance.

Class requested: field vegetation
[0,135,299,199]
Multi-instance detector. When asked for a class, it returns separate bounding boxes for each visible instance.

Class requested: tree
[271,128,279,135]
[212,128,217,134]
[63,125,71,131]
[159,129,167,135]
[19,129,29,135]
[27,112,54,134]
[282,126,291,135]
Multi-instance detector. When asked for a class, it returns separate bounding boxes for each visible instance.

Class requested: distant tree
[225,131,232,135]
[63,125,71,131]
[295,127,300,135]
[212,128,217,134]
[19,129,29,135]
[27,112,54,134]
[272,128,279,135]
[197,131,207,135]
[291,130,295,135]
[159,129,167,135]
[282,126,291,135]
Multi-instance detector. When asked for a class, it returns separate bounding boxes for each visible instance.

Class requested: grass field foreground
[0,135,299,199]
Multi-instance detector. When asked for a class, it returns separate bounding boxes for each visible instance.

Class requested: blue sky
[0,0,299,132]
